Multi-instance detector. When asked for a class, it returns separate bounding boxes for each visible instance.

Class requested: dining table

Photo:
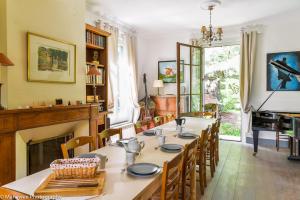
[3,117,215,200]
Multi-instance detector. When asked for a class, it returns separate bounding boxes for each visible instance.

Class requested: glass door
[203,45,241,141]
[176,43,202,117]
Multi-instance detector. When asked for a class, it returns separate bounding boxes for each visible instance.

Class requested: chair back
[204,103,219,117]
[160,152,183,200]
[181,139,198,199]
[61,136,94,159]
[216,118,221,131]
[98,128,122,148]
[198,128,209,154]
[210,122,218,144]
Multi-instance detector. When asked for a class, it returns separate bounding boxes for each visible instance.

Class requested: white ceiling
[86,0,300,34]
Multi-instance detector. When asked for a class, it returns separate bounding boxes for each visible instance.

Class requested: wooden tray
[34,172,105,197]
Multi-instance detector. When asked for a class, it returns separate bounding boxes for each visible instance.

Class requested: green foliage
[204,45,241,137]
[220,123,240,136]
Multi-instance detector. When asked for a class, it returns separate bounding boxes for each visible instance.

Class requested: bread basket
[50,157,100,179]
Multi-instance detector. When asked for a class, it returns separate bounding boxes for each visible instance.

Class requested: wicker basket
[50,157,100,179]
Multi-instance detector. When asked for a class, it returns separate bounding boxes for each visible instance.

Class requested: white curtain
[240,31,257,138]
[106,27,119,110]
[99,19,139,124]
[240,31,257,113]
[125,35,140,122]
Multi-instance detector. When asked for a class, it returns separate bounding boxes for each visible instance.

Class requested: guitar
[142,73,152,120]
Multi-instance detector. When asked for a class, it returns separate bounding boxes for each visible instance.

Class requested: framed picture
[158,60,184,83]
[27,32,76,83]
[267,51,300,91]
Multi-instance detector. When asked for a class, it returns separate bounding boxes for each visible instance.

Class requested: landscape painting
[267,51,300,91]
[28,32,76,83]
[158,60,184,83]
[38,46,69,72]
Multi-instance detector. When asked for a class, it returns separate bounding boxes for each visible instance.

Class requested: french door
[176,42,203,117]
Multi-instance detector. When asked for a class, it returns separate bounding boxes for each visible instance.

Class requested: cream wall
[0,0,91,179]
[137,31,191,98]
[4,0,86,109]
[0,0,8,107]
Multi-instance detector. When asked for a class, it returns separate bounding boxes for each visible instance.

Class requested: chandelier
[200,1,223,46]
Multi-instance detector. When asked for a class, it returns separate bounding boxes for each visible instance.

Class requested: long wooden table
[3,117,214,200]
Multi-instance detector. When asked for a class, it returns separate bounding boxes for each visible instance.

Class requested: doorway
[203,45,241,141]
[176,43,202,116]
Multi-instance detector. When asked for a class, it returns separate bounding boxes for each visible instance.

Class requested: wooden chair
[152,153,183,200]
[134,120,149,133]
[0,187,39,200]
[196,127,209,195]
[181,139,198,200]
[181,112,215,119]
[98,128,122,148]
[204,103,219,117]
[61,136,95,159]
[207,122,217,178]
[164,113,175,123]
[214,118,221,165]
[154,116,164,126]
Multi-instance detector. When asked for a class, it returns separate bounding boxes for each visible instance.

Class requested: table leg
[289,136,294,156]
[253,130,259,156]
[298,138,300,156]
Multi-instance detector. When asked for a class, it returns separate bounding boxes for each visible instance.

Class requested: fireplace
[26,132,74,175]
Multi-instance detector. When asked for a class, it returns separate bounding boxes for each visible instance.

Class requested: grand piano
[252,58,300,156]
[252,111,300,156]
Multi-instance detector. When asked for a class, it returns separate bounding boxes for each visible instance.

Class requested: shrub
[220,123,240,136]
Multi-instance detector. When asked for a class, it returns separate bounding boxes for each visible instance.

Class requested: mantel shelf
[0,104,100,185]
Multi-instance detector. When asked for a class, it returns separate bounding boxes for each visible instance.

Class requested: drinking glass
[158,135,166,146]
[155,128,163,136]
[126,152,136,166]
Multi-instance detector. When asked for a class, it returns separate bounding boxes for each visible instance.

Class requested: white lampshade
[153,80,164,88]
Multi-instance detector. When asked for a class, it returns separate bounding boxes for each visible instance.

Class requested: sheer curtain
[126,35,140,122]
[103,25,119,110]
[240,31,257,113]
[240,30,257,140]
[102,22,139,125]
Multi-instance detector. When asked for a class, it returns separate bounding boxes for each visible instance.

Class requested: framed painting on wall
[267,51,300,91]
[27,32,76,83]
[158,60,184,83]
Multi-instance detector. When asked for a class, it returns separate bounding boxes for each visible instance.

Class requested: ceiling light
[200,0,223,46]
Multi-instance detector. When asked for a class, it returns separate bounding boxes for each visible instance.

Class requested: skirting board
[246,137,289,148]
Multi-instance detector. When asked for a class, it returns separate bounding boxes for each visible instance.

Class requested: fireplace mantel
[0,104,100,185]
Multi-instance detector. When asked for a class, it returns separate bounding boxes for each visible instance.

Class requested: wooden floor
[200,141,300,200]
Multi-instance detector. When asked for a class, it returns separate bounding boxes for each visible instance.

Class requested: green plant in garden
[205,45,241,137]
[220,123,240,136]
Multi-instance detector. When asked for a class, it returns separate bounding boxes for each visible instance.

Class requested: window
[109,33,135,125]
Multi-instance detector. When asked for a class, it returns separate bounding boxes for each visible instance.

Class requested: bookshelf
[86,24,111,132]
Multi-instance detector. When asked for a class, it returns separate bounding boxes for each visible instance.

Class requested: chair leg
[203,150,207,187]
[198,161,205,195]
[276,131,279,151]
[215,137,219,165]
[210,146,215,178]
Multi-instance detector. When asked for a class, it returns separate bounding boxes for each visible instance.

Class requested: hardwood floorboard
[199,141,300,200]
